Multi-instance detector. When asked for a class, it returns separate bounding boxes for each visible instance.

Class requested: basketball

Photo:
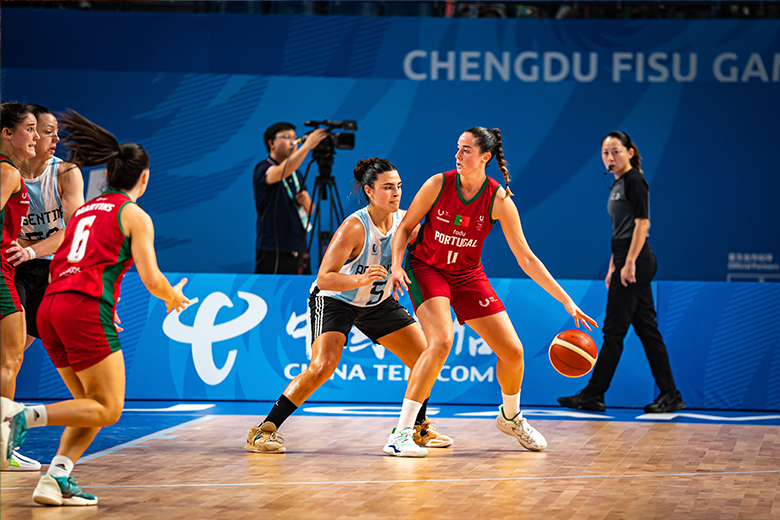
[549,329,598,378]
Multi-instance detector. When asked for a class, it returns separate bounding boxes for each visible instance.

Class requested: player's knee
[427,338,453,363]
[0,348,24,372]
[502,344,524,366]
[308,357,340,383]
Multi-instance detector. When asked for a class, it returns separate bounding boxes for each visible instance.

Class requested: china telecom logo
[162,291,267,385]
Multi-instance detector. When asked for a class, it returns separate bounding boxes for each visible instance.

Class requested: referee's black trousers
[585,240,677,396]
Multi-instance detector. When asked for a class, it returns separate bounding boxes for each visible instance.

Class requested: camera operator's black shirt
[253,157,306,253]
[607,168,650,241]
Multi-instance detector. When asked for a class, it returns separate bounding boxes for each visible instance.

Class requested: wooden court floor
[2,415,779,519]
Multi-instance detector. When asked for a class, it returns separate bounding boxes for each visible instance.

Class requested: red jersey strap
[0,154,18,169]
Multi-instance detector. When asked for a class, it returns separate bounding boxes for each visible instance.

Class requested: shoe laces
[254,429,283,444]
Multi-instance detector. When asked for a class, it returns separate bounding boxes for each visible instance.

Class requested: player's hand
[301,128,329,151]
[605,267,614,290]
[389,267,411,300]
[564,300,598,331]
[620,261,636,287]
[5,240,32,266]
[114,297,124,332]
[166,278,190,313]
[358,265,387,287]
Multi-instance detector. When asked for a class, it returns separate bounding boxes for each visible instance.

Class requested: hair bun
[353,158,371,182]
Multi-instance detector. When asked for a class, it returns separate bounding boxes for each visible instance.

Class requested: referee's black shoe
[643,390,686,414]
[557,391,606,412]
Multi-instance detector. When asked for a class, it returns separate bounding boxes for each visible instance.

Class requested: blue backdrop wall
[3,9,779,281]
[14,273,780,410]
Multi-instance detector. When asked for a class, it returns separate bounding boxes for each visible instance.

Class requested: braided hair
[465,126,513,198]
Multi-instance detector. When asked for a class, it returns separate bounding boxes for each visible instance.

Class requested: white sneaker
[1,397,27,471]
[383,427,428,457]
[5,449,41,471]
[33,473,98,506]
[495,405,547,451]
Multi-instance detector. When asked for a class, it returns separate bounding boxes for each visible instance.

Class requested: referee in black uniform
[558,131,685,414]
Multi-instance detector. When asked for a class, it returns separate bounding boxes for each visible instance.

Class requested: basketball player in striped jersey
[1,110,189,505]
[2,105,85,472]
[246,158,451,457]
[386,127,597,454]
[0,102,35,470]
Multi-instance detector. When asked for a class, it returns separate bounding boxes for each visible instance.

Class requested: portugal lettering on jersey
[315,207,401,307]
[46,191,134,308]
[408,170,500,272]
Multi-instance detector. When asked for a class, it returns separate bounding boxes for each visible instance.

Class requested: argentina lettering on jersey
[315,207,401,307]
[19,157,65,260]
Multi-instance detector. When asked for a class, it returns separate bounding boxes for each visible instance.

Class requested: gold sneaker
[245,422,285,453]
[413,417,453,448]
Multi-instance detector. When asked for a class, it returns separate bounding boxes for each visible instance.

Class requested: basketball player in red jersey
[1,110,189,506]
[1,102,36,467]
[385,127,597,455]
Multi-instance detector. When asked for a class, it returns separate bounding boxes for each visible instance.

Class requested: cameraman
[253,122,328,274]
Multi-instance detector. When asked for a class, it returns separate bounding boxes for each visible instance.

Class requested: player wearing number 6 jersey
[0,110,189,506]
[387,127,597,454]
[245,158,452,457]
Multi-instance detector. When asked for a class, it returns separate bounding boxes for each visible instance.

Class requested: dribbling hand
[564,301,598,331]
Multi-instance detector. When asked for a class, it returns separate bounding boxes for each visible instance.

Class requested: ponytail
[58,109,149,191]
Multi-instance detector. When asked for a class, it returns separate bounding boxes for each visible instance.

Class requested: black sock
[263,394,298,428]
[415,398,429,425]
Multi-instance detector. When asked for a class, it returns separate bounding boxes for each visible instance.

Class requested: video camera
[300,119,357,165]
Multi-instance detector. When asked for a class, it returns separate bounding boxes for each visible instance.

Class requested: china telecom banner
[2,10,779,283]
[15,273,780,410]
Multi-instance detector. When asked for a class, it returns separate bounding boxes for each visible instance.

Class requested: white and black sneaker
[383,427,428,458]
[495,405,547,452]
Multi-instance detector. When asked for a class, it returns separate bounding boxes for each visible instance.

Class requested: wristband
[25,247,36,260]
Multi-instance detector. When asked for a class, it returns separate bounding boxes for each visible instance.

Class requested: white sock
[24,405,48,428]
[48,455,74,478]
[502,391,521,420]
[396,398,423,432]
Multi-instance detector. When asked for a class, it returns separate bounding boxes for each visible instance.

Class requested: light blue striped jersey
[19,157,65,260]
[315,207,401,307]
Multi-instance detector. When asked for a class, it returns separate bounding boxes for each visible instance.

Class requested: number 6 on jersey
[67,215,96,263]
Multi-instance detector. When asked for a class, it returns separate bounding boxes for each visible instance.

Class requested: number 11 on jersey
[447,250,459,264]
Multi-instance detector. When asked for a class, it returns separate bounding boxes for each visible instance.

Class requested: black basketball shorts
[308,291,417,344]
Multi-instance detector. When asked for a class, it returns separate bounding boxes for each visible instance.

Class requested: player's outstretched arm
[389,174,442,299]
[492,190,597,331]
[121,203,189,313]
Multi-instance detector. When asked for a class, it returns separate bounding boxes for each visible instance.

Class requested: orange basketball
[548,329,598,378]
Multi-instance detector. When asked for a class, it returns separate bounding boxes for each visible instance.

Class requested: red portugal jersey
[47,190,135,307]
[408,170,501,273]
[1,154,30,261]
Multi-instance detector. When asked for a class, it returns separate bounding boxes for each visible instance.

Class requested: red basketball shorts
[37,291,122,372]
[0,261,23,319]
[406,256,504,324]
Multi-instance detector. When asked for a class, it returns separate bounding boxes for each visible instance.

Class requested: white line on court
[4,469,780,491]
[123,404,215,412]
[76,415,216,464]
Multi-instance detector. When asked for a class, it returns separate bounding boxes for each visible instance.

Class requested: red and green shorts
[37,291,121,372]
[405,255,505,324]
[0,261,23,319]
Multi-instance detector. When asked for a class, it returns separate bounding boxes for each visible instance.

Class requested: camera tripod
[304,157,347,268]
